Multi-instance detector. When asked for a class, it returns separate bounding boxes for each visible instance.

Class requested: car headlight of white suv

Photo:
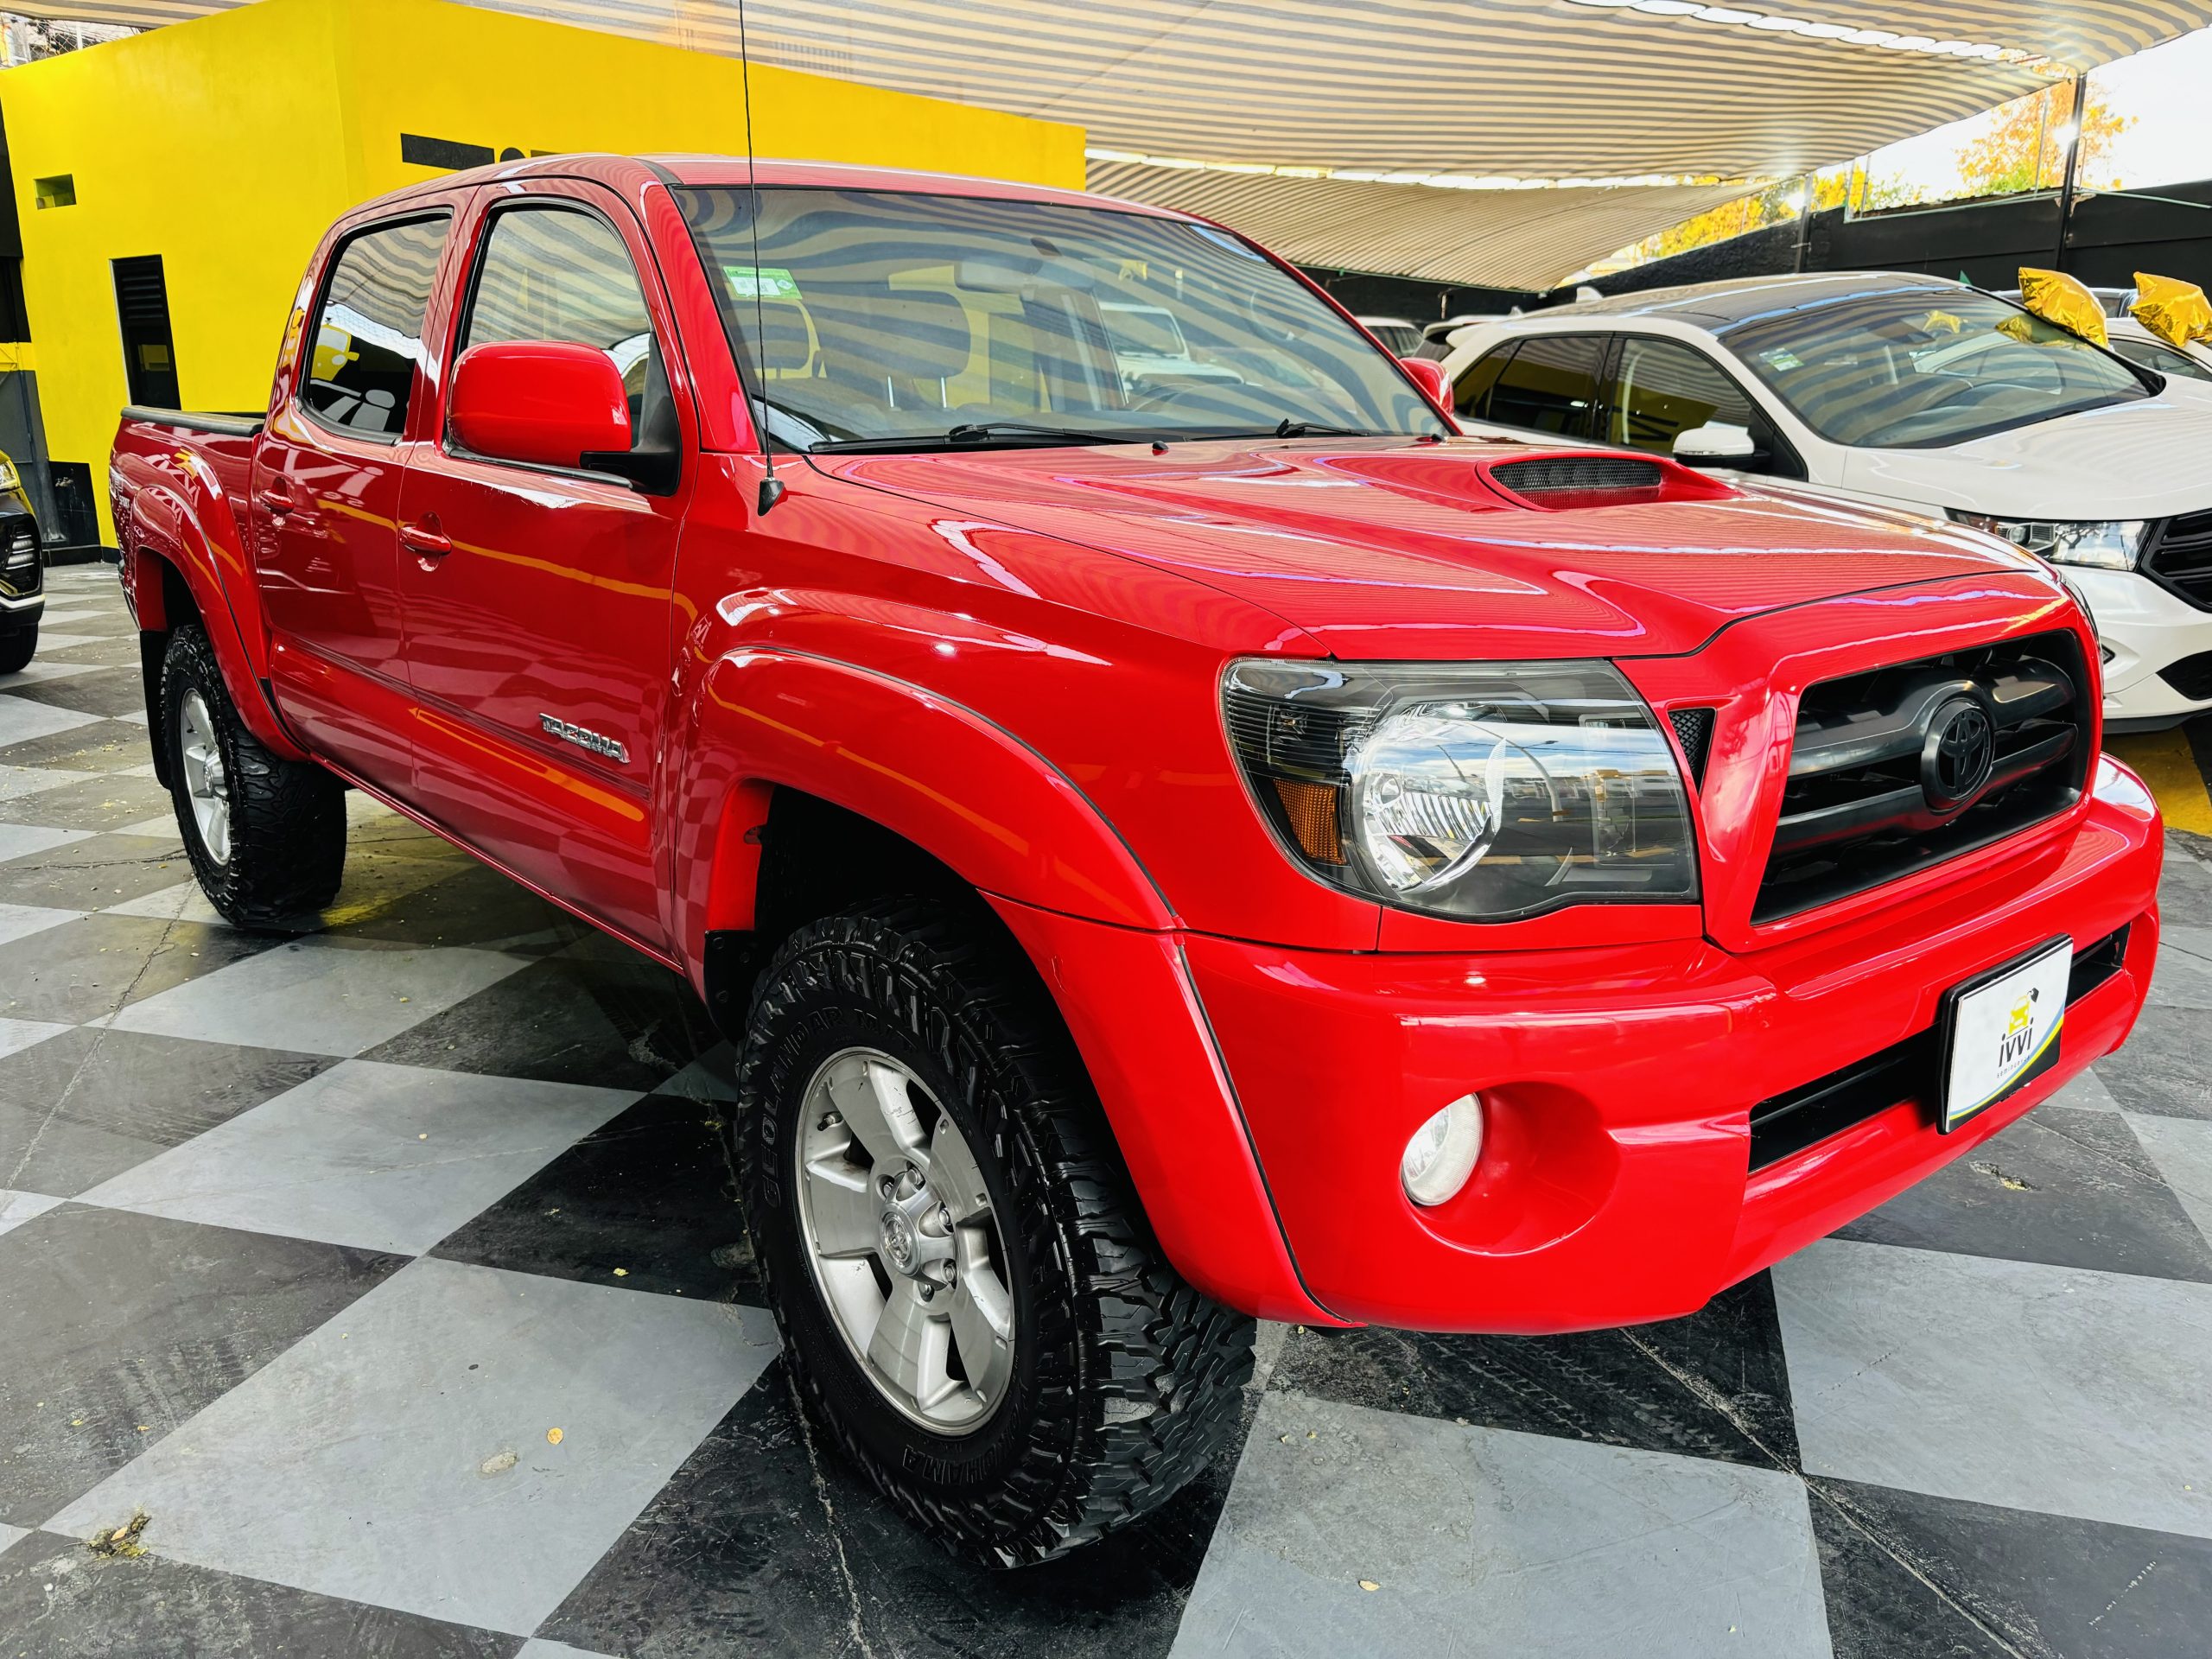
[1949,512,2148,571]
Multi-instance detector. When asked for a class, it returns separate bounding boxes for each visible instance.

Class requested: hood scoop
[1486,453,1735,511]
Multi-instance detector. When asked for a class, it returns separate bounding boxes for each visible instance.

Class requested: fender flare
[113,453,305,760]
[672,646,1176,969]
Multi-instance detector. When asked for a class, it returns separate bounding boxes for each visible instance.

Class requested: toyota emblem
[1921,696,1996,812]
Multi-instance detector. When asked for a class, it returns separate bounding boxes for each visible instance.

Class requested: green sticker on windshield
[722,265,801,300]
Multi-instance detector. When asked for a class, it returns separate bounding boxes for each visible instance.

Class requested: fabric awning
[26,0,2212,287]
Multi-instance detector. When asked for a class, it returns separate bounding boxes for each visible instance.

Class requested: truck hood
[1841,391,2212,521]
[817,435,2039,659]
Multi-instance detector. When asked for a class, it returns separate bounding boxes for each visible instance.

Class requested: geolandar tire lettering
[162,623,348,928]
[733,897,1256,1566]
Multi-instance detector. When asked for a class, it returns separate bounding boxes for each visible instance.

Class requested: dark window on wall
[301,213,451,438]
[112,255,180,408]
[1485,334,1605,437]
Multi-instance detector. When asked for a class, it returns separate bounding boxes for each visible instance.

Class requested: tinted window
[2109,334,2212,383]
[1485,334,1605,436]
[675,187,1437,449]
[1718,288,2150,448]
[302,215,449,438]
[1452,345,1514,416]
[461,206,660,448]
[1604,336,1754,453]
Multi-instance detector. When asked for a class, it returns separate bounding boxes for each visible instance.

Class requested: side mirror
[450,340,631,470]
[1672,422,1758,467]
[1399,355,1448,406]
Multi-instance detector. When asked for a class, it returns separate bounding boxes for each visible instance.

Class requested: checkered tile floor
[5,564,2212,1656]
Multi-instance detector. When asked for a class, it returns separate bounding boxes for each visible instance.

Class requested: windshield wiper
[1273,418,1382,438]
[810,421,1128,454]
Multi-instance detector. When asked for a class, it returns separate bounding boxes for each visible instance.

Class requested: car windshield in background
[1717,289,2152,448]
[673,187,1437,450]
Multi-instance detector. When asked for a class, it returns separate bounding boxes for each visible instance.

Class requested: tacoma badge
[539,714,628,764]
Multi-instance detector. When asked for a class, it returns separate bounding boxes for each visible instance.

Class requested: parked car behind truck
[112,156,2162,1566]
[1437,273,2212,731]
[0,450,45,675]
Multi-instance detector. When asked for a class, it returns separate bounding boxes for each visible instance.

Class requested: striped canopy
[28,0,2212,287]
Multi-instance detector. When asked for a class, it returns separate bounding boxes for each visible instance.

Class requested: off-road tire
[162,624,346,927]
[0,625,33,676]
[734,898,1255,1566]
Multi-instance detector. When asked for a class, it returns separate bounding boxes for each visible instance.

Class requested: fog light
[1401,1093,1484,1206]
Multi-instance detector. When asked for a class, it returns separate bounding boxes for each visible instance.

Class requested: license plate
[1939,938,2070,1133]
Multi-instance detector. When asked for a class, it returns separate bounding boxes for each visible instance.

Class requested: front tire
[734,899,1255,1565]
[0,625,33,676]
[162,624,346,927]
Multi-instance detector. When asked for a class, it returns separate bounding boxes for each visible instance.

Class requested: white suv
[1438,272,2212,731]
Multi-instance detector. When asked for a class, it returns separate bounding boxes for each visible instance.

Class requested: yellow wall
[0,0,1084,541]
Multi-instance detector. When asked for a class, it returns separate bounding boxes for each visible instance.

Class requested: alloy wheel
[178,689,232,865]
[792,1047,1017,1433]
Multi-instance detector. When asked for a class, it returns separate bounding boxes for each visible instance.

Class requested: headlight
[0,462,19,493]
[1949,512,2146,571]
[1223,658,1697,921]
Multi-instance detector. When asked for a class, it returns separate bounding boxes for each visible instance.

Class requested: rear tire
[162,624,346,927]
[734,898,1255,1566]
[0,625,33,676]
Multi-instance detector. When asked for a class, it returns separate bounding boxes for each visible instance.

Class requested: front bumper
[1182,754,2161,1332]
[2074,566,2212,727]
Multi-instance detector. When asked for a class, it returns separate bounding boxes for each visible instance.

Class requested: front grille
[1754,631,2090,923]
[1669,706,1716,788]
[1748,923,2132,1170]
[0,522,35,600]
[2145,510,2212,610]
[2159,649,2212,703]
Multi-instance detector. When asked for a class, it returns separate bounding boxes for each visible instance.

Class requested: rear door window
[1603,335,1757,452]
[300,214,450,439]
[1484,334,1605,436]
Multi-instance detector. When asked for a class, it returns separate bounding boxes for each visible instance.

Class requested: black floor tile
[0,1529,520,1657]
[362,946,712,1090]
[540,1357,1238,1659]
[0,1027,333,1198]
[0,834,198,910]
[1,667,151,721]
[2097,1007,2212,1121]
[1837,1103,2212,1281]
[0,912,278,1027]
[335,862,586,956]
[0,768,170,832]
[1269,1271,1798,1469]
[432,1091,751,1300]
[0,722,145,775]
[1810,1475,2212,1659]
[0,1206,402,1525]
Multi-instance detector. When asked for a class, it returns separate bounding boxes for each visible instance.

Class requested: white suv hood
[1842,389,2212,520]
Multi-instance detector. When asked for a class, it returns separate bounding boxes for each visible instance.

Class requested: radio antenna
[738,0,785,515]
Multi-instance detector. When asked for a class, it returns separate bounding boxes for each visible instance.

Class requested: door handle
[255,486,296,517]
[399,518,453,559]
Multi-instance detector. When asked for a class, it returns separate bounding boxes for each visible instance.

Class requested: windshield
[1717,288,2151,448]
[674,187,1437,450]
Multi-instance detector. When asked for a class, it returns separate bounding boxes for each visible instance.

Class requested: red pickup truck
[111,154,2161,1565]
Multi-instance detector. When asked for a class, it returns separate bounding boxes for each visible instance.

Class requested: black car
[0,486,42,676]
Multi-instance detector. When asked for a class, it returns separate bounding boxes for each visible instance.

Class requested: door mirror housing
[450,340,632,471]
[1672,422,1759,467]
[1398,354,1448,406]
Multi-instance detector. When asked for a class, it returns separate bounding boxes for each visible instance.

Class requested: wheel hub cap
[177,690,232,866]
[793,1048,1017,1435]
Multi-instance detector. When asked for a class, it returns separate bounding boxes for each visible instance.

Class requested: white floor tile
[2128,1112,2212,1251]
[1777,1237,2212,1538]
[0,764,82,801]
[0,1016,70,1060]
[78,1058,637,1255]
[0,694,100,748]
[48,1257,779,1637]
[104,937,530,1056]
[0,1522,24,1560]
[0,901,82,948]
[0,823,93,864]
[1173,1393,1833,1659]
[0,658,102,685]
[0,1188,64,1238]
[15,633,108,652]
[112,814,181,841]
